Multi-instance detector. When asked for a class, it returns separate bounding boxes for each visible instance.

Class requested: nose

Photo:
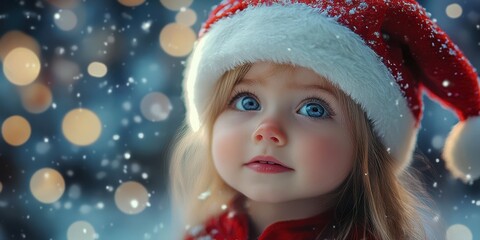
[252,121,287,146]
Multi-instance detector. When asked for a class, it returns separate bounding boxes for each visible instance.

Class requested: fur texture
[443,116,480,182]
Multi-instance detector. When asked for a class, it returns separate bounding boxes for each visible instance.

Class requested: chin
[242,189,292,203]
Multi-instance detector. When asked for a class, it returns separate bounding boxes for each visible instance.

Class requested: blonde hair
[169,64,251,227]
[329,88,436,239]
[169,63,437,239]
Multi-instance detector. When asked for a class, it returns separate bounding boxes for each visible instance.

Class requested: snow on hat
[182,0,480,182]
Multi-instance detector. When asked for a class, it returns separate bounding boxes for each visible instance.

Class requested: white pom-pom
[443,116,480,183]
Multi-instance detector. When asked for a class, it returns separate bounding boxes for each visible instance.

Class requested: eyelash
[301,96,336,118]
[227,89,336,118]
[228,88,258,107]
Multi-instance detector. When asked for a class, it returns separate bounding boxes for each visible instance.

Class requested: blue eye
[234,95,260,111]
[297,101,330,118]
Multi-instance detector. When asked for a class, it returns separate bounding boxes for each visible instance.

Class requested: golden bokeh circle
[175,8,197,27]
[30,168,65,204]
[3,47,41,86]
[0,31,40,60]
[118,0,145,7]
[62,108,102,146]
[160,0,193,11]
[114,181,149,215]
[1,115,31,146]
[159,23,196,57]
[446,3,463,19]
[20,83,53,114]
[87,61,108,78]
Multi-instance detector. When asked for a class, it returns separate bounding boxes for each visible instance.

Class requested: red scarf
[184,197,373,240]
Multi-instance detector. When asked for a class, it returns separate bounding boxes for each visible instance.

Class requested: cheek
[297,131,354,184]
[301,134,349,163]
[211,116,246,171]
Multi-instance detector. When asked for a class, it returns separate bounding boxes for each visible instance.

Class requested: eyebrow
[238,77,337,95]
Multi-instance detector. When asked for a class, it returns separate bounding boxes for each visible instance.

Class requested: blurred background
[0,0,479,239]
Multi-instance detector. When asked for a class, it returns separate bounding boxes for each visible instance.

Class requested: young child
[170,0,480,239]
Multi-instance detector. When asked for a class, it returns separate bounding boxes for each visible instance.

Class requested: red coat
[184,198,373,240]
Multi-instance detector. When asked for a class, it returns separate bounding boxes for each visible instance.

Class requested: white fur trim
[443,116,480,182]
[183,3,417,167]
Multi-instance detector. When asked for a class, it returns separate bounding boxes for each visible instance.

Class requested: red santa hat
[182,0,480,182]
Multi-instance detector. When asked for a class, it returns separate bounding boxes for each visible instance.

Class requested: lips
[244,155,294,173]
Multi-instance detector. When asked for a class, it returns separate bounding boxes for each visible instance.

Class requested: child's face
[212,62,354,203]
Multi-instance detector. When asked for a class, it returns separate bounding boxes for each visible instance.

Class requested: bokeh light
[160,0,193,11]
[67,221,96,240]
[0,30,40,60]
[19,83,53,114]
[175,8,197,27]
[0,181,3,193]
[446,3,463,19]
[118,0,145,7]
[140,92,172,122]
[3,47,41,86]
[87,61,108,78]
[36,142,51,155]
[446,224,473,240]
[80,31,116,62]
[62,108,102,146]
[1,115,31,147]
[114,181,149,215]
[54,9,78,31]
[30,168,66,204]
[68,184,81,199]
[159,23,196,57]
[52,58,81,84]
[46,0,80,9]
[431,134,444,150]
